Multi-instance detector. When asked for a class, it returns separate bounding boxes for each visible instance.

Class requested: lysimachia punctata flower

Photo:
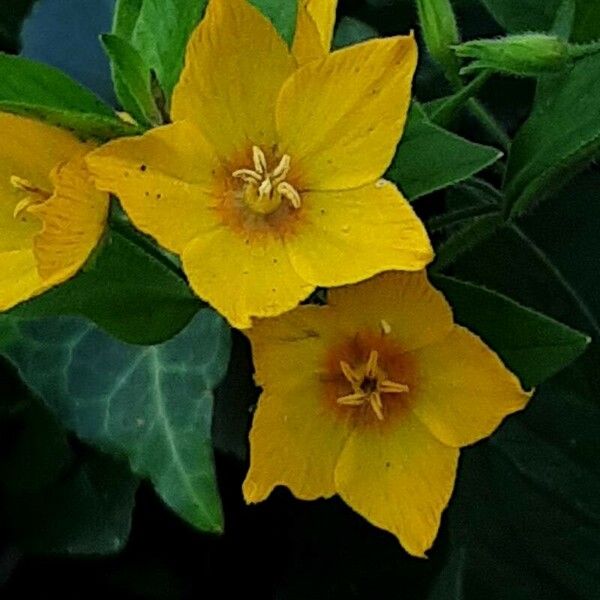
[86,0,432,329]
[0,113,109,311]
[292,0,337,65]
[243,271,531,557]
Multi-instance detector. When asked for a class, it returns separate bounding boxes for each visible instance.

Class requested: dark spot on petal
[144,191,149,197]
[140,164,147,172]
[272,257,278,264]
[385,461,391,468]
[156,193,162,199]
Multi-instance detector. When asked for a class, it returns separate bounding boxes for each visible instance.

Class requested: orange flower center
[232,145,301,216]
[337,348,410,421]
[11,175,51,221]
[321,321,416,426]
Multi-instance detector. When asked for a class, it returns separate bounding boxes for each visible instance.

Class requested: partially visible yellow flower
[0,113,109,311]
[86,0,432,329]
[292,0,337,65]
[243,271,531,557]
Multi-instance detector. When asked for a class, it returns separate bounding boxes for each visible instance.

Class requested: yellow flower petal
[334,411,459,557]
[86,121,221,254]
[328,271,454,352]
[31,156,109,281]
[411,326,531,448]
[182,228,314,329]
[286,180,432,287]
[0,251,46,311]
[0,113,103,310]
[292,0,337,65]
[277,34,417,190]
[171,0,295,161]
[244,306,352,501]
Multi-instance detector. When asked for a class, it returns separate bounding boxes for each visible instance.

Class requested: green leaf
[113,0,143,40]
[1,393,137,555]
[480,0,562,32]
[572,1,600,42]
[249,0,298,46]
[332,16,378,49]
[432,275,590,388]
[4,451,138,555]
[433,212,504,271]
[436,168,600,597]
[128,0,208,101]
[101,33,161,127]
[1,309,231,533]
[0,53,136,139]
[8,228,201,345]
[387,104,502,200]
[505,52,600,218]
[436,380,600,599]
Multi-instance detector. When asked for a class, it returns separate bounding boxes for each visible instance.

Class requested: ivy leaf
[387,104,502,200]
[0,53,136,140]
[1,309,231,534]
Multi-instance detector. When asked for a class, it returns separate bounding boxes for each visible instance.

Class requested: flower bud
[415,0,461,84]
[454,34,570,76]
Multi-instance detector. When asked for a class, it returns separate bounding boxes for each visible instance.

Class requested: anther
[231,146,302,213]
[336,348,408,420]
[277,182,301,208]
[252,146,267,175]
[365,350,379,378]
[380,319,392,335]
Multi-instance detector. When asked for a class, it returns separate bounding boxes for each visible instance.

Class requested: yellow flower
[243,271,531,557]
[292,0,337,65]
[86,0,432,329]
[0,113,109,311]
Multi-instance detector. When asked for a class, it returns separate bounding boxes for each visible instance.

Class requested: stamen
[369,393,384,421]
[337,392,368,406]
[232,168,262,184]
[271,154,291,182]
[380,380,410,394]
[380,319,392,335]
[252,146,267,175]
[340,360,362,386]
[258,178,273,197]
[365,350,379,378]
[336,348,408,420]
[231,146,302,214]
[277,182,301,208]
